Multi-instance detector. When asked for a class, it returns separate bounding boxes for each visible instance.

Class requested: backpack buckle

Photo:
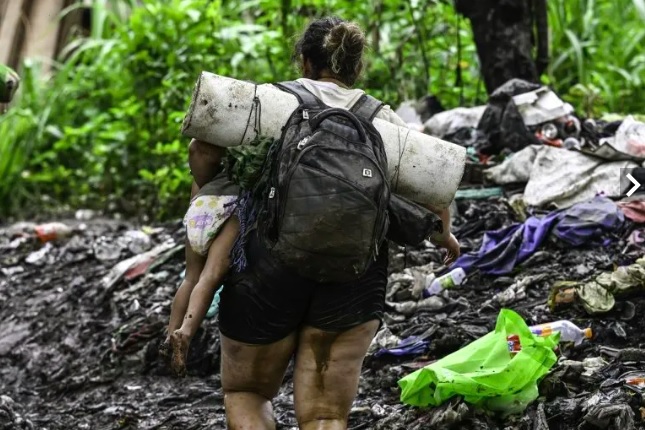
[302,109,309,119]
[297,136,310,150]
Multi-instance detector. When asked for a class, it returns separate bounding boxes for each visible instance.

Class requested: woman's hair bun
[323,22,366,78]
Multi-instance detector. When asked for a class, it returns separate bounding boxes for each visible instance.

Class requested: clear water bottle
[422,268,467,297]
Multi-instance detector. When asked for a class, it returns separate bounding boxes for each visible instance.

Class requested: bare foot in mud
[170,330,190,377]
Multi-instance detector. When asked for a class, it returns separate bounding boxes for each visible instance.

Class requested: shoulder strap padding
[350,94,385,122]
[274,81,325,109]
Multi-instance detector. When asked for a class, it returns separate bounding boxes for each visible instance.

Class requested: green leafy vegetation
[1,0,643,220]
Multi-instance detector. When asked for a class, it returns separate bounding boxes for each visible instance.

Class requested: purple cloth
[375,336,430,357]
[452,196,624,275]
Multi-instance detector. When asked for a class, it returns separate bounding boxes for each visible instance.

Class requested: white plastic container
[422,267,467,297]
[181,72,466,208]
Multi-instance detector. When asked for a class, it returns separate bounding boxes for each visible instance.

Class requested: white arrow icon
[626,173,641,197]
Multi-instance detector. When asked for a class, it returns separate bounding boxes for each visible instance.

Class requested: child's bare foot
[170,330,190,377]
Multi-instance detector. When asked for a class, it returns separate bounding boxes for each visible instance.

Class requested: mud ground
[1,198,644,429]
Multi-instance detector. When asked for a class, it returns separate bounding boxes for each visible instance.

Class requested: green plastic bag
[398,309,559,415]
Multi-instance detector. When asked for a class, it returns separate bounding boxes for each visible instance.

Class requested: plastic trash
[423,268,467,297]
[123,230,152,254]
[34,222,72,243]
[564,137,582,150]
[25,243,54,265]
[101,242,176,289]
[398,309,558,415]
[454,187,504,200]
[530,320,592,346]
[512,86,574,127]
[93,237,123,262]
[508,320,592,353]
[614,116,645,157]
[422,106,487,138]
[552,256,645,315]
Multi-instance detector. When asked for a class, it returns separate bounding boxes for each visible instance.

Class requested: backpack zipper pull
[297,136,310,150]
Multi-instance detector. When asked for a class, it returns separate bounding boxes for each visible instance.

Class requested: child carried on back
[162,142,240,377]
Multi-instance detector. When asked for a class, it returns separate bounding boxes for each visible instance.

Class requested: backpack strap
[350,94,385,122]
[273,81,325,109]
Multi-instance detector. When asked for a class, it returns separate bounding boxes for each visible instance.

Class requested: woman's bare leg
[220,333,298,430]
[293,321,380,430]
[170,217,240,376]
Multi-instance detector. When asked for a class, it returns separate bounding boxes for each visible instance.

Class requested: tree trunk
[455,0,548,95]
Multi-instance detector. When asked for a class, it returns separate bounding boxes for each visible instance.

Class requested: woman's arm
[425,204,460,265]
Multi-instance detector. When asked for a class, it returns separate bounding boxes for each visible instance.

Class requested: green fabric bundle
[224,136,276,190]
[0,64,20,103]
[399,309,559,416]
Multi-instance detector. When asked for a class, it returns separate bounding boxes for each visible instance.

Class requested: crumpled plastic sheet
[485,145,639,209]
[423,106,487,138]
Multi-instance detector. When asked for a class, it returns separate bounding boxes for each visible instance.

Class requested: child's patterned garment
[184,172,240,256]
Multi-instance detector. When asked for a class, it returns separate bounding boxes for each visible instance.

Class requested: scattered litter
[398,309,558,416]
[423,268,466,297]
[544,256,645,316]
[614,116,645,158]
[34,222,73,243]
[454,187,504,200]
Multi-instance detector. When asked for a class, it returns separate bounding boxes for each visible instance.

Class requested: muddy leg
[162,240,205,362]
[293,321,380,430]
[170,217,239,377]
[162,181,204,361]
[220,333,297,429]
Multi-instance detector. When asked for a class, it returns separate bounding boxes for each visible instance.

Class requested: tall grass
[548,0,645,116]
[1,0,644,220]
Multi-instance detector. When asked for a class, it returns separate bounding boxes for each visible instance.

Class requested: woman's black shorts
[218,231,388,345]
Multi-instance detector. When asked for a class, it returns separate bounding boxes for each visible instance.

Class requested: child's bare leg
[167,240,207,338]
[170,216,240,376]
[161,181,205,361]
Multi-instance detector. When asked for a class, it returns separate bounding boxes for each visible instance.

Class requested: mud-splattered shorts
[184,173,239,256]
[218,230,388,344]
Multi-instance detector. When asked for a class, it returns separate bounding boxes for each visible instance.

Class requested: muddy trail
[2,198,645,430]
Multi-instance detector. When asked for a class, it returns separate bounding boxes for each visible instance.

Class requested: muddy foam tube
[181,72,466,208]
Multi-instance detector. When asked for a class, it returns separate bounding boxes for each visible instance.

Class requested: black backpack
[256,81,391,283]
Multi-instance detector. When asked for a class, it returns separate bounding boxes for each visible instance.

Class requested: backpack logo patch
[363,168,373,178]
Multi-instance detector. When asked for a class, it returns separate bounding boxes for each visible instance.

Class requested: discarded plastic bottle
[541,123,559,140]
[530,320,592,346]
[423,268,467,297]
[508,320,593,353]
[563,137,582,150]
[34,222,72,243]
